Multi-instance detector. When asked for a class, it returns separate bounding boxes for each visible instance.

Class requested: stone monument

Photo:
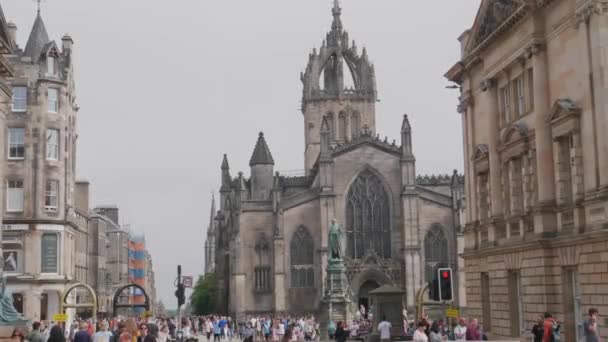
[321,219,352,326]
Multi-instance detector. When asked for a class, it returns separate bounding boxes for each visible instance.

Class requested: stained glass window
[290,226,314,288]
[346,170,390,259]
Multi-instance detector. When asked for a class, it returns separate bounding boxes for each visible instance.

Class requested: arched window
[326,113,335,141]
[338,112,347,142]
[290,226,314,288]
[351,112,360,137]
[424,224,448,283]
[346,170,391,259]
[254,235,271,292]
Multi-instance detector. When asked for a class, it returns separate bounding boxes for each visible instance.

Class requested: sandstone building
[207,2,465,319]
[1,8,86,321]
[445,0,608,340]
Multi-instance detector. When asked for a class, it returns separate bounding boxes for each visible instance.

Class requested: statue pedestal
[320,259,352,331]
[0,320,29,339]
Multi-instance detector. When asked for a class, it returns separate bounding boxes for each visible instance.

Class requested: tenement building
[445,0,608,340]
[1,9,85,320]
[209,2,465,319]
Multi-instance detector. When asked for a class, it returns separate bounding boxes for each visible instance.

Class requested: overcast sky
[3,0,480,307]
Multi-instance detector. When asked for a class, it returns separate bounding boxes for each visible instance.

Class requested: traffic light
[175,283,185,307]
[438,268,453,301]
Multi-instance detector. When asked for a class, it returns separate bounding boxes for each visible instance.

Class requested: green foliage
[190,273,218,315]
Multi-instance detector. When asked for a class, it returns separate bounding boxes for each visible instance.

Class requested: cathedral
[204,1,465,319]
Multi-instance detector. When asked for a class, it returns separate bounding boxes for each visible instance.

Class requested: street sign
[53,314,68,322]
[182,276,193,288]
[446,308,459,318]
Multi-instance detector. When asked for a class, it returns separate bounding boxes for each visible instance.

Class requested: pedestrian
[453,318,467,342]
[531,316,544,342]
[327,320,335,340]
[465,319,481,341]
[48,326,66,342]
[27,322,45,342]
[10,329,24,342]
[542,313,560,342]
[157,326,169,342]
[429,322,442,342]
[143,324,158,342]
[583,308,600,342]
[94,322,113,342]
[377,316,391,342]
[244,322,255,342]
[137,324,148,342]
[334,322,347,342]
[74,322,93,342]
[412,322,428,342]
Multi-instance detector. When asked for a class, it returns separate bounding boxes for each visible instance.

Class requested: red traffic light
[442,271,450,279]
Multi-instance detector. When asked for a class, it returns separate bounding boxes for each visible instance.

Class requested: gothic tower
[300,0,377,174]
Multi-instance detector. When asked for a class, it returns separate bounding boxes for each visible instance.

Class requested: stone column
[576,15,600,192]
[483,78,502,243]
[586,11,608,188]
[530,44,557,234]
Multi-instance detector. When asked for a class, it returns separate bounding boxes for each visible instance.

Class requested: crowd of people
[4,306,602,342]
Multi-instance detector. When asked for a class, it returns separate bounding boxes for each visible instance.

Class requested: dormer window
[46,47,59,76]
[47,55,55,75]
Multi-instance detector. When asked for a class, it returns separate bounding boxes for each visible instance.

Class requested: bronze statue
[328,219,342,260]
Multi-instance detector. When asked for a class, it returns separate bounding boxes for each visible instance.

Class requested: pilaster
[530,43,557,234]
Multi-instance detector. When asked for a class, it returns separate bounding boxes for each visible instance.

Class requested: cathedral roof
[249,132,275,166]
[331,128,402,158]
[23,11,50,62]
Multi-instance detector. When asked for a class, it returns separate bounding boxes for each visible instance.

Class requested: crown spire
[331,0,342,31]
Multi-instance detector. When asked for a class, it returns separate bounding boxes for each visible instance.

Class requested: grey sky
[3,0,480,308]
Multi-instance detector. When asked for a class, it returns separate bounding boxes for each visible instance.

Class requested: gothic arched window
[290,226,314,288]
[346,170,391,259]
[338,112,347,141]
[351,112,360,137]
[326,113,335,141]
[254,235,271,292]
[424,224,448,283]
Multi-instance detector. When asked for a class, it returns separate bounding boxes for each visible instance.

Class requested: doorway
[358,280,380,319]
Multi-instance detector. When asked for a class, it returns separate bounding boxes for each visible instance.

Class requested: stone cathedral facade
[206,2,465,319]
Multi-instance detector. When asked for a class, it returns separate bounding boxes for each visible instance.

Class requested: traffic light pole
[176,265,182,340]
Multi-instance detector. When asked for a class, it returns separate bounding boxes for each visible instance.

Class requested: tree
[190,273,218,315]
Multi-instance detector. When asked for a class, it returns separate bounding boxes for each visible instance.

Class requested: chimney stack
[74,180,90,214]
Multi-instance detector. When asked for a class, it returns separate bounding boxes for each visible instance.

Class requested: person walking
[48,325,66,342]
[27,322,45,342]
[531,316,544,342]
[542,313,559,342]
[327,320,335,340]
[377,317,392,342]
[429,322,441,342]
[412,322,428,342]
[94,322,113,342]
[333,322,347,342]
[583,308,600,342]
[74,322,93,342]
[453,318,467,342]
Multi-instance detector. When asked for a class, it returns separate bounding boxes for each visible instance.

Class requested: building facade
[1,8,87,321]
[97,205,130,315]
[445,0,608,339]
[209,2,465,320]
